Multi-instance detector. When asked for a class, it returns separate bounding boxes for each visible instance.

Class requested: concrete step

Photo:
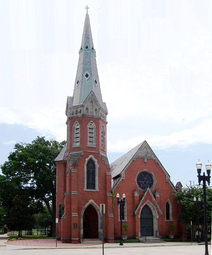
[139,237,165,243]
[82,239,102,244]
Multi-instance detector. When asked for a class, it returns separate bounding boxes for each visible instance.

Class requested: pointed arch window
[118,202,127,222]
[73,121,80,147]
[58,203,64,221]
[84,156,99,191]
[86,159,96,190]
[165,200,172,221]
[101,125,106,151]
[87,121,96,147]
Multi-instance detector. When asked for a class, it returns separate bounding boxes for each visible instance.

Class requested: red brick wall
[113,157,179,239]
[67,117,107,156]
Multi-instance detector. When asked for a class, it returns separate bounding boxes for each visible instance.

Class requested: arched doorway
[83,204,98,238]
[140,205,153,236]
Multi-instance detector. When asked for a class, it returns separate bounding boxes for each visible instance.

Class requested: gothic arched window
[87,121,96,147]
[165,201,172,221]
[101,125,105,151]
[86,159,96,190]
[73,121,80,147]
[58,203,64,220]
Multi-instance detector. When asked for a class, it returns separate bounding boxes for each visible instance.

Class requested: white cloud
[1,0,212,157]
[0,106,66,142]
[108,116,212,153]
[2,140,16,146]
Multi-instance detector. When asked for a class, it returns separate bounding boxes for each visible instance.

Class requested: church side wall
[113,158,179,239]
[56,161,66,239]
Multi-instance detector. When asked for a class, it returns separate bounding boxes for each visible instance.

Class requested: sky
[1,0,212,187]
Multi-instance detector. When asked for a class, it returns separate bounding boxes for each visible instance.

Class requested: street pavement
[0,235,211,255]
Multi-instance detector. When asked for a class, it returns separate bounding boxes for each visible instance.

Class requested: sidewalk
[0,235,204,249]
[0,236,209,255]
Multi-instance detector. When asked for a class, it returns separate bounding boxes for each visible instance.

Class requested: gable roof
[55,145,67,162]
[110,140,176,191]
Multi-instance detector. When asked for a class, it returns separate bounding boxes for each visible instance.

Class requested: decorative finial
[85,5,89,14]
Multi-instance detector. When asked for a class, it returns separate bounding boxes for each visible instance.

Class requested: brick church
[55,8,181,243]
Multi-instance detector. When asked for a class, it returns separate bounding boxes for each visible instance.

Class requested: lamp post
[194,197,201,243]
[196,160,211,255]
[116,193,126,246]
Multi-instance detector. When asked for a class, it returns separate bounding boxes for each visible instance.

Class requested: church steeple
[69,7,107,114]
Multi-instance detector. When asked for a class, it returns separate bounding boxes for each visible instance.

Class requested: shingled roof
[54,145,67,162]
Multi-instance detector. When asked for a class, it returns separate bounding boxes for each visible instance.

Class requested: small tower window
[101,125,106,151]
[87,121,96,147]
[85,72,90,79]
[73,121,80,147]
[85,45,89,49]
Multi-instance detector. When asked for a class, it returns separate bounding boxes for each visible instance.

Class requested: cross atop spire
[85,5,89,14]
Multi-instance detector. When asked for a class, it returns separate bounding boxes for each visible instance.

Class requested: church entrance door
[140,205,153,236]
[83,205,98,238]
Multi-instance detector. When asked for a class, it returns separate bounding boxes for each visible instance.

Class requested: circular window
[137,171,154,190]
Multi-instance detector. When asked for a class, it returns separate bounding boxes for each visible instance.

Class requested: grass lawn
[8,235,54,241]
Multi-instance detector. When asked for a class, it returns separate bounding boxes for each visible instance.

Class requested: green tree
[34,208,52,234]
[0,173,36,236]
[0,205,6,229]
[175,184,212,237]
[0,137,65,236]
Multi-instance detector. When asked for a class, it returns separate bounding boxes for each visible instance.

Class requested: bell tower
[66,7,108,154]
[55,7,114,243]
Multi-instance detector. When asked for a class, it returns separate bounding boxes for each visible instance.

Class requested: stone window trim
[118,202,127,222]
[84,155,99,191]
[80,200,102,240]
[72,121,80,147]
[165,200,172,221]
[101,125,106,151]
[138,201,159,238]
[135,169,156,191]
[87,121,96,148]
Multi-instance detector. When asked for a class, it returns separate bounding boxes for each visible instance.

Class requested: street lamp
[196,160,211,255]
[194,196,201,243]
[116,193,126,246]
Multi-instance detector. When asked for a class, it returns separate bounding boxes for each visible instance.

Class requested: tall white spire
[71,9,107,113]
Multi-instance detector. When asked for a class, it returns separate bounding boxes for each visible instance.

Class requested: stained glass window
[86,159,96,189]
[137,171,153,190]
